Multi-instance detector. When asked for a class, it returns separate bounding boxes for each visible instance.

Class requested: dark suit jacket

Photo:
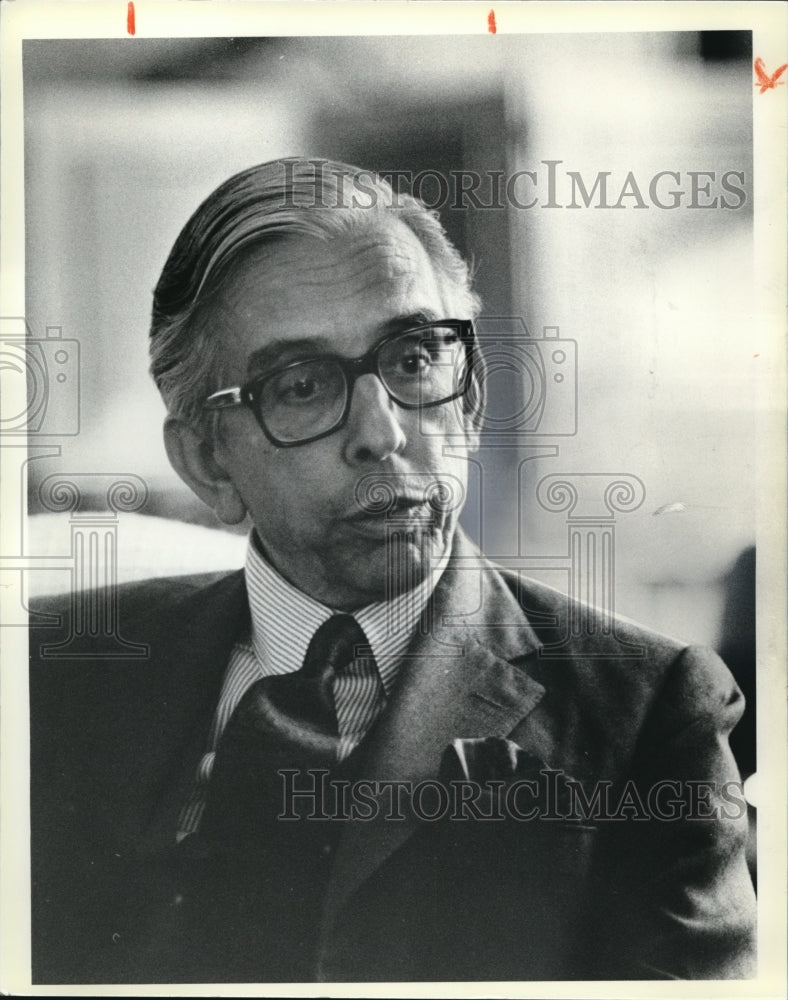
[29,531,756,983]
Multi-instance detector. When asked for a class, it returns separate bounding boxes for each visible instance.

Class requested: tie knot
[302,614,368,679]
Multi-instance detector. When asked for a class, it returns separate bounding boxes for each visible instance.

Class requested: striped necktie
[200,613,368,842]
[164,615,372,981]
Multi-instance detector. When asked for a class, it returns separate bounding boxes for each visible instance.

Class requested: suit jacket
[29,531,756,983]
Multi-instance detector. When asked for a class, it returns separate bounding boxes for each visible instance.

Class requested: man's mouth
[344,495,436,537]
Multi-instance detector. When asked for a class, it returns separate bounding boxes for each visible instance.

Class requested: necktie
[199,613,368,844]
[163,615,371,981]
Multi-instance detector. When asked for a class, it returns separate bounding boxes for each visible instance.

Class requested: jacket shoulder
[487,562,740,730]
[30,569,241,618]
[509,570,685,658]
[28,569,249,700]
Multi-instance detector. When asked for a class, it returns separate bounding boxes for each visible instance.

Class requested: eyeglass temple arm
[204,387,243,410]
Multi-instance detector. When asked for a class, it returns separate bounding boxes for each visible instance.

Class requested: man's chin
[334,528,447,607]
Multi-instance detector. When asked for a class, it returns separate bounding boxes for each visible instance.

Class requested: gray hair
[149,158,482,431]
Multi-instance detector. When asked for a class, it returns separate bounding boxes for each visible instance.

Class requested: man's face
[204,218,476,610]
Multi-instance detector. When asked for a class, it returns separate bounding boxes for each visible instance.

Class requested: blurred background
[19,31,755,774]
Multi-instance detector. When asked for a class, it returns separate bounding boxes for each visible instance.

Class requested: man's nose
[343,373,407,464]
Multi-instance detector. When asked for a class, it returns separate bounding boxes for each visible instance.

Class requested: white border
[1,3,785,997]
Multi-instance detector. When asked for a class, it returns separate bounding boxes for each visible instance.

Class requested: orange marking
[127,2,136,36]
[754,57,787,93]
[488,10,497,34]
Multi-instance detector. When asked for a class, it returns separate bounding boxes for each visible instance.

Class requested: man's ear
[463,414,481,454]
[163,416,248,525]
[462,361,485,453]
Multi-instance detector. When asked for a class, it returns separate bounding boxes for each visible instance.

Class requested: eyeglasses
[203,319,476,447]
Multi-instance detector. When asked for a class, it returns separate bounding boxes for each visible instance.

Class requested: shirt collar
[243,531,444,694]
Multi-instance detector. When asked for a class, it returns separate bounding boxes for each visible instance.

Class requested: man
[30,158,756,984]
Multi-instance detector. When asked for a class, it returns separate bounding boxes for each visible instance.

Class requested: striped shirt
[177,533,441,839]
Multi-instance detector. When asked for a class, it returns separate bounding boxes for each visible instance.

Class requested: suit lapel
[322,534,546,926]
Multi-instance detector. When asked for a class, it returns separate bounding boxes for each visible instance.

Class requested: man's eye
[399,350,431,375]
[289,377,319,398]
[274,366,332,404]
[399,333,459,370]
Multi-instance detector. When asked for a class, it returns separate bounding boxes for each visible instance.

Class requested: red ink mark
[753,354,760,359]
[754,57,787,93]
[127,2,136,36]
[488,10,497,34]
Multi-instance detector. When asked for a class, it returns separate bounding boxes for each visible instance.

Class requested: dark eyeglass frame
[203,319,477,447]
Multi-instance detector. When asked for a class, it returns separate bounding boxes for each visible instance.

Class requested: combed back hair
[149,158,483,432]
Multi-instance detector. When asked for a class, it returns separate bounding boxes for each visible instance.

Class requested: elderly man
[30,159,756,984]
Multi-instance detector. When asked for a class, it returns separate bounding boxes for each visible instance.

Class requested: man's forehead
[208,216,448,368]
